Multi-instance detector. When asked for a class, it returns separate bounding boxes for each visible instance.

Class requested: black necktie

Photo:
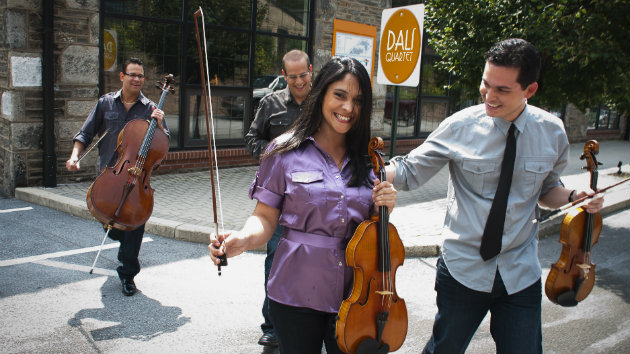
[480,124,516,261]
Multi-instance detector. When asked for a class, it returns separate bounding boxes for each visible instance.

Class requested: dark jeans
[261,224,282,334]
[269,299,344,354]
[423,257,542,354]
[107,224,144,280]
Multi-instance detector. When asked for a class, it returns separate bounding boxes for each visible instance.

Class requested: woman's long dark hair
[263,56,373,187]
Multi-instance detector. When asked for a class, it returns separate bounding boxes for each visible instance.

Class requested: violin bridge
[577,263,591,278]
[375,290,393,296]
[128,166,141,176]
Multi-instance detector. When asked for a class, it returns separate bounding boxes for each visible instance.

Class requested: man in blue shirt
[66,58,168,297]
[386,39,604,353]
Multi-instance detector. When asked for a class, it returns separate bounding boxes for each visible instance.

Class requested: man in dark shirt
[244,49,312,347]
[66,58,169,297]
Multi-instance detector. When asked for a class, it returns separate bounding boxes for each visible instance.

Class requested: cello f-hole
[114,160,129,175]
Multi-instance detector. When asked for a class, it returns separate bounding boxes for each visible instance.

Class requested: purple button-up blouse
[249,137,375,313]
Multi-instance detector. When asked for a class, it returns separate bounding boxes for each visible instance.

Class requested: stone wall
[0,1,100,196]
[0,0,45,196]
[563,103,628,143]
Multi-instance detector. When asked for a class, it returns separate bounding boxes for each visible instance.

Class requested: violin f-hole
[358,278,374,306]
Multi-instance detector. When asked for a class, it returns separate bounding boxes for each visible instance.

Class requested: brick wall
[158,148,258,173]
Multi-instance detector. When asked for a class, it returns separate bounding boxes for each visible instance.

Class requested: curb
[15,186,629,258]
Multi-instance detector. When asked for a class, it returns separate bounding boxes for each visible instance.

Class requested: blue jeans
[261,224,283,334]
[423,257,542,354]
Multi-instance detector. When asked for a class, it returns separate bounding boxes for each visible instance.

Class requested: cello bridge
[128,166,141,176]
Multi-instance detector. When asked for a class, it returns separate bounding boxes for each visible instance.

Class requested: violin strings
[200,9,225,235]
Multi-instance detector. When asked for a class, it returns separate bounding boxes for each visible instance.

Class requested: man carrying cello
[385,38,603,353]
[66,58,168,296]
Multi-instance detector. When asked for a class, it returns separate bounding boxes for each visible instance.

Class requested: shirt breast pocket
[104,111,121,131]
[290,170,325,205]
[523,159,554,195]
[269,111,291,139]
[461,159,497,197]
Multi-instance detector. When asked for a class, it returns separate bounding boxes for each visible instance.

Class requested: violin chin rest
[556,291,578,307]
[356,338,389,354]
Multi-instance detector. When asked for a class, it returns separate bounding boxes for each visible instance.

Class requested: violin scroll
[368,137,385,176]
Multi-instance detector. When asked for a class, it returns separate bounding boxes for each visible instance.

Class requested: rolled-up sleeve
[73,101,101,146]
[249,146,285,210]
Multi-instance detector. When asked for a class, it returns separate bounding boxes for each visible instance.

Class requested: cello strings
[200,9,225,235]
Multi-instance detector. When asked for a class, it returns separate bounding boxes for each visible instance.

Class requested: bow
[194,7,227,275]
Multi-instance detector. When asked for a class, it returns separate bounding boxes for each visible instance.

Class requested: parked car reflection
[253,75,287,109]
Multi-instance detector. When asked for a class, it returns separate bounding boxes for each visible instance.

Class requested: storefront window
[102,18,181,148]
[185,29,251,87]
[104,0,182,20]
[588,104,620,130]
[383,86,418,139]
[381,41,451,139]
[102,0,310,149]
[257,0,310,36]
[187,0,252,28]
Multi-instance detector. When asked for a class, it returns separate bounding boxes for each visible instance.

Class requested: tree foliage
[424,0,630,114]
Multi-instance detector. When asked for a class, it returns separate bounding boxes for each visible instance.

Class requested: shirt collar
[114,89,150,105]
[493,103,530,136]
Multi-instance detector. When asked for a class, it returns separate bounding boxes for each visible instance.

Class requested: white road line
[0,207,33,213]
[0,236,153,267]
[34,259,118,276]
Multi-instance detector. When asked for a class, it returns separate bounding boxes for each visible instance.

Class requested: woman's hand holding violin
[373,178,397,214]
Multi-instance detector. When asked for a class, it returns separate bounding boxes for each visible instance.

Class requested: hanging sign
[376,4,424,87]
[103,29,118,72]
[332,19,377,83]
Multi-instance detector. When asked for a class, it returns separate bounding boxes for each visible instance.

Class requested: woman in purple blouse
[209,56,397,354]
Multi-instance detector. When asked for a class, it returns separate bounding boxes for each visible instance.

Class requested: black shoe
[258,332,278,347]
[121,278,137,296]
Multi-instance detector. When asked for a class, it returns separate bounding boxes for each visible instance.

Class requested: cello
[86,74,173,231]
[336,137,408,354]
[545,140,603,306]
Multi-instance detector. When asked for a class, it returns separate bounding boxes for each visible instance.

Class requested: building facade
[1,0,627,196]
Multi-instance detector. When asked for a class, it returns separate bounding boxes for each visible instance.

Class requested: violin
[545,140,603,306]
[336,137,408,354]
[86,74,173,231]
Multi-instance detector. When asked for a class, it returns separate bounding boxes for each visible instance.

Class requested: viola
[336,137,408,354]
[86,74,173,231]
[545,140,603,306]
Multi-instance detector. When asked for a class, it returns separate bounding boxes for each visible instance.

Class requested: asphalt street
[1,197,629,354]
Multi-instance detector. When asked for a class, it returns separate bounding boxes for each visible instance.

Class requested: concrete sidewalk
[15,140,630,257]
